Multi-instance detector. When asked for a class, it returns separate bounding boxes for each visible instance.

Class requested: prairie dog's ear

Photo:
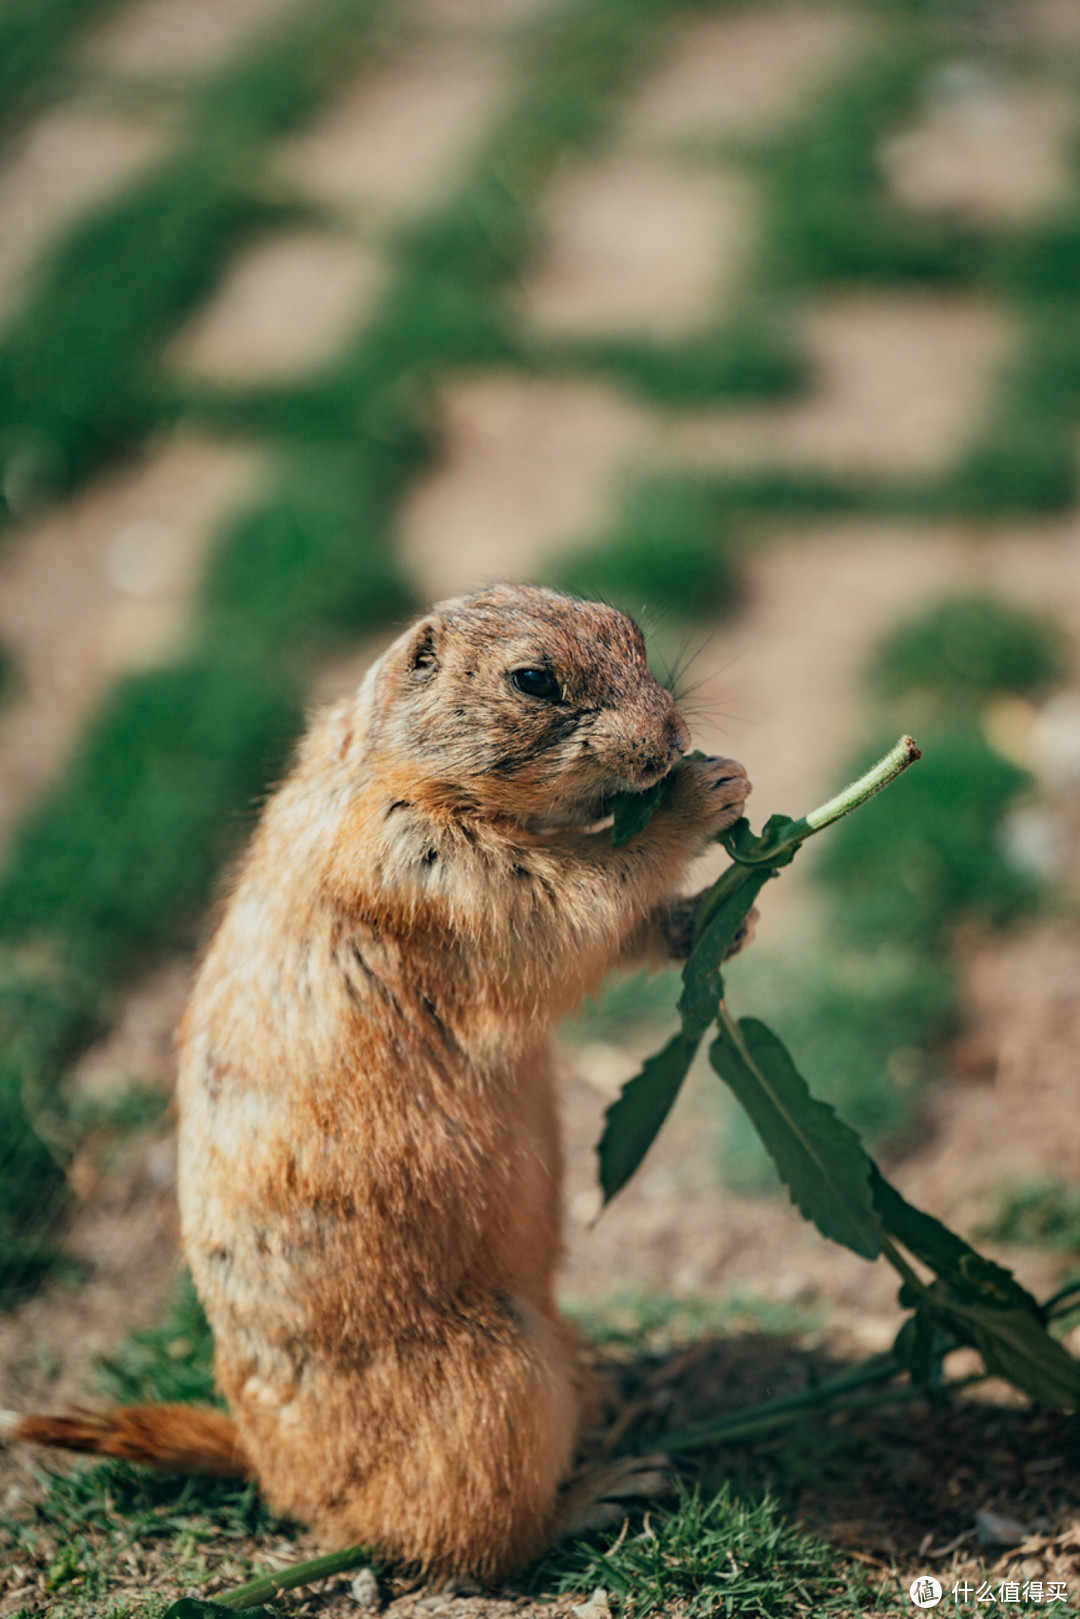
[404,617,441,680]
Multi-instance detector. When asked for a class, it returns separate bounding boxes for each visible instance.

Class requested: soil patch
[0,435,258,852]
[276,42,511,226]
[83,0,299,80]
[169,231,386,383]
[668,295,1009,477]
[520,158,753,340]
[0,105,165,326]
[625,3,862,144]
[879,70,1076,226]
[399,373,651,598]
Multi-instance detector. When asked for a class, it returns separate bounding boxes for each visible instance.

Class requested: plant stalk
[1043,1277,1080,1318]
[802,734,922,833]
[217,1544,375,1610]
[692,736,920,946]
[651,1352,902,1452]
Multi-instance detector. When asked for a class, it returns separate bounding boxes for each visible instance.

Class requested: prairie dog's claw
[661,896,758,961]
[669,755,750,839]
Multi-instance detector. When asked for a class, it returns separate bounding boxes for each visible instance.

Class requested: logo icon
[909,1576,942,1609]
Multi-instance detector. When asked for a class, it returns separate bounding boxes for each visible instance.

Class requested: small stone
[975,1507,1030,1547]
[351,1567,382,1610]
[572,1589,612,1619]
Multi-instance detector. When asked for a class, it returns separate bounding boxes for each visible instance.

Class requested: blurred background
[2,0,1080,1588]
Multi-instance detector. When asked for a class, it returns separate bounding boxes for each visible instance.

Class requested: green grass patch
[0,657,299,974]
[0,0,125,150]
[0,0,397,518]
[978,1182,1080,1254]
[548,469,866,620]
[0,1280,285,1614]
[816,725,1037,947]
[870,593,1069,708]
[538,309,805,408]
[552,475,745,620]
[760,37,974,291]
[2,1461,282,1615]
[533,1482,895,1618]
[563,967,682,1046]
[95,1274,218,1408]
[563,1288,824,1351]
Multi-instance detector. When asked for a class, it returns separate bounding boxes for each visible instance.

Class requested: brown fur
[11,587,750,1580]
[11,1407,248,1477]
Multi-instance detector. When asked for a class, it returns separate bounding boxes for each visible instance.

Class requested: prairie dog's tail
[0,1404,250,1479]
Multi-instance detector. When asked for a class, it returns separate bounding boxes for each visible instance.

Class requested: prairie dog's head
[365,585,689,828]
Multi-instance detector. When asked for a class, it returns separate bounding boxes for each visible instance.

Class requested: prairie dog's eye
[510,667,560,700]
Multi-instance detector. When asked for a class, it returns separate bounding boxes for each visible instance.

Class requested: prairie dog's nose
[637,712,690,785]
[667,711,690,763]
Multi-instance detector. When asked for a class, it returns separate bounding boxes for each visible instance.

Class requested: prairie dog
[9,586,750,1580]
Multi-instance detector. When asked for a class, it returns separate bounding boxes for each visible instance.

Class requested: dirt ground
[1,0,1080,1611]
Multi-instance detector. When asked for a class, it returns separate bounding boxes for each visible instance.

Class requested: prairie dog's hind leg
[235,1297,591,1581]
[555,1453,677,1539]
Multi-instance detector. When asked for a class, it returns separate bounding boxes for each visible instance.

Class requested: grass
[816,723,1037,947]
[563,1289,824,1352]
[0,0,398,520]
[1,1280,290,1616]
[978,1182,1080,1254]
[868,594,1068,707]
[533,1482,898,1618]
[547,468,868,619]
[552,475,746,620]
[0,0,125,151]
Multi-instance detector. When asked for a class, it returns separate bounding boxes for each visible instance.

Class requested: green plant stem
[653,1369,992,1457]
[693,735,921,948]
[1044,1277,1080,1318]
[802,735,922,833]
[652,1351,902,1453]
[218,1545,376,1610]
[877,1231,930,1297]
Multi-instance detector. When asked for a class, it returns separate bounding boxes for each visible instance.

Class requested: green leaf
[679,866,771,1037]
[709,1017,881,1260]
[611,755,699,848]
[893,1309,939,1389]
[870,1167,1039,1313]
[597,1030,700,1204]
[947,1299,1080,1409]
[720,812,800,866]
[611,776,669,847]
[610,752,714,848]
[871,1167,1080,1409]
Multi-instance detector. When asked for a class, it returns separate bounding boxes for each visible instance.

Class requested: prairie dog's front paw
[669,755,750,839]
[659,894,758,961]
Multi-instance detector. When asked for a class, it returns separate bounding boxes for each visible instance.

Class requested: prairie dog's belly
[179,1022,564,1338]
